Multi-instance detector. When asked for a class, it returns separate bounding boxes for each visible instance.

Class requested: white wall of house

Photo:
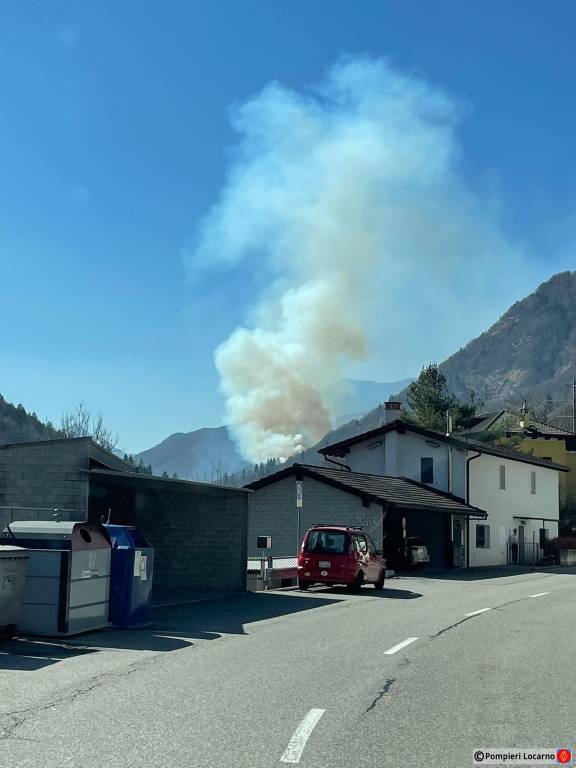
[331,425,562,568]
[345,430,467,498]
[346,440,386,475]
[396,431,449,491]
[468,452,560,566]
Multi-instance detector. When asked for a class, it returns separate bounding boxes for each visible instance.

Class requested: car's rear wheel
[298,579,310,591]
[374,568,385,591]
[347,571,364,592]
[0,624,16,640]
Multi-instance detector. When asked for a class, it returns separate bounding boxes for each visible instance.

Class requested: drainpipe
[465,450,482,567]
[446,412,454,494]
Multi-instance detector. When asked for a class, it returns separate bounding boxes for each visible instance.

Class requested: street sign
[296,480,303,508]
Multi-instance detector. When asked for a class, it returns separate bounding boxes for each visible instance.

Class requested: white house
[318,402,568,568]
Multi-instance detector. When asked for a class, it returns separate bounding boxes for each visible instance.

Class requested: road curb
[152,592,240,609]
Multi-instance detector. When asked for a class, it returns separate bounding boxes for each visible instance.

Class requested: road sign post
[296,480,303,557]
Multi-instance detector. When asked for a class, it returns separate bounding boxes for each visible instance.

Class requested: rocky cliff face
[439,271,576,407]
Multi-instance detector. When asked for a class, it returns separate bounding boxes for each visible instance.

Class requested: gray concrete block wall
[247,475,384,557]
[0,442,89,512]
[118,489,249,591]
[0,439,249,592]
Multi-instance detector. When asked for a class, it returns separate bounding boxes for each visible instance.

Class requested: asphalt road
[0,567,575,768]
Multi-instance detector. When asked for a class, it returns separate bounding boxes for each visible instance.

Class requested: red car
[297,525,386,591]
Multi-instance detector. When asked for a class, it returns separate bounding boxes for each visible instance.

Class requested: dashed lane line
[280,708,326,764]
[383,637,419,655]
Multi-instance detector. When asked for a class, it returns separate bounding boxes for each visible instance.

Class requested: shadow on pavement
[1,592,342,663]
[315,585,422,599]
[0,637,96,672]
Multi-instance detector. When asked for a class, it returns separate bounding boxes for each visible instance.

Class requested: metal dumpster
[105,525,154,629]
[1,521,111,636]
[0,546,29,639]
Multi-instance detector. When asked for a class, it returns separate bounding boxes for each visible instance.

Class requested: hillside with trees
[0,394,60,444]
[437,271,576,424]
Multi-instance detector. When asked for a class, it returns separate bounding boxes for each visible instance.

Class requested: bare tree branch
[60,403,119,452]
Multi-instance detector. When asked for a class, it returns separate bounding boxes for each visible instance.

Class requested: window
[305,531,347,555]
[421,457,434,484]
[476,524,491,549]
[352,534,368,554]
[499,464,506,490]
[530,471,536,494]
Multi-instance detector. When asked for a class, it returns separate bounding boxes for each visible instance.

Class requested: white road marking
[530,592,550,598]
[280,709,325,764]
[465,607,491,617]
[383,637,419,655]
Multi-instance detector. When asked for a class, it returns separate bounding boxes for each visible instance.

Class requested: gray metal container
[1,522,111,636]
[0,546,29,639]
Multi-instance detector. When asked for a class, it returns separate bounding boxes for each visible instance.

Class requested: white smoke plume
[190,57,530,462]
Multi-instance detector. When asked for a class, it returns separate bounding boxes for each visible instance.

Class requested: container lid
[1,521,111,550]
[4,521,77,538]
[0,545,29,555]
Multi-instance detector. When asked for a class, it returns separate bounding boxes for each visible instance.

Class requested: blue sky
[1,1,575,454]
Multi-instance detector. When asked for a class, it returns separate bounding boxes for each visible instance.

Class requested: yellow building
[461,410,576,526]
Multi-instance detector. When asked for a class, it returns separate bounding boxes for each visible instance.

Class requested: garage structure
[246,463,487,569]
[0,437,250,591]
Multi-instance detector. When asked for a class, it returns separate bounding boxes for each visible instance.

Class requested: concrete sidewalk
[400,563,576,580]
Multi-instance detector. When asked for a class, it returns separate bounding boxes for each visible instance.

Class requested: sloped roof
[461,410,574,438]
[318,419,569,471]
[246,463,488,517]
[511,419,573,437]
[459,411,507,434]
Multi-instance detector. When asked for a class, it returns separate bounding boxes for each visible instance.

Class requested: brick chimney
[383,401,402,424]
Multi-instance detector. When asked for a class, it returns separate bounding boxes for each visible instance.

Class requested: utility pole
[572,379,576,434]
[573,378,576,434]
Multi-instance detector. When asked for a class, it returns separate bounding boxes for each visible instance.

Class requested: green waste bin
[0,546,29,639]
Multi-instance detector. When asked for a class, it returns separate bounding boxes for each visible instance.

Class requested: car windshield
[305,531,348,555]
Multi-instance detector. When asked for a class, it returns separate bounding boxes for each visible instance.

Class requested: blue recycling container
[104,525,154,629]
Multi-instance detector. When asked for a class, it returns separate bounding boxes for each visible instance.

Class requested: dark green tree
[406,363,476,431]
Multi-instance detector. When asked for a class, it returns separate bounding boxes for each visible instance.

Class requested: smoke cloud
[190,57,529,462]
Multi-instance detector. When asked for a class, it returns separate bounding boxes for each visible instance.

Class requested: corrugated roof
[246,464,488,517]
[89,468,252,494]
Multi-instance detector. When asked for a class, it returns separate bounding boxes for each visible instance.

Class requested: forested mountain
[0,394,60,444]
[135,426,249,482]
[437,272,576,419]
